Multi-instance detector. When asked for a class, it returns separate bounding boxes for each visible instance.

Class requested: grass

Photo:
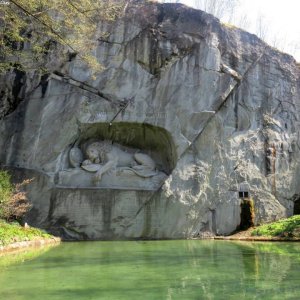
[0,220,52,246]
[251,215,300,238]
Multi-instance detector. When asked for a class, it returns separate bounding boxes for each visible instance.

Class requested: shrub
[0,171,14,219]
[251,215,300,237]
[0,170,32,223]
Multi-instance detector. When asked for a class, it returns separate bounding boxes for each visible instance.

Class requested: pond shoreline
[0,237,61,254]
[213,227,300,242]
[213,236,300,242]
[1,231,299,254]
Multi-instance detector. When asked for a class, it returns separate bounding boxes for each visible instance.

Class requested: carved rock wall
[1,1,300,239]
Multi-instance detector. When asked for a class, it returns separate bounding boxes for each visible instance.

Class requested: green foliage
[0,170,32,222]
[0,171,14,219]
[0,219,51,246]
[0,0,126,73]
[0,171,50,246]
[251,215,300,238]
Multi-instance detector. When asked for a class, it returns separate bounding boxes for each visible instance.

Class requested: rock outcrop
[1,1,300,239]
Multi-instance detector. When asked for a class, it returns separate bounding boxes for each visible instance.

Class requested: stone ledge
[0,237,61,254]
[55,185,161,191]
[57,169,167,191]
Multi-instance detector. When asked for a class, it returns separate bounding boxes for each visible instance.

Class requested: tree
[193,0,239,23]
[255,14,268,41]
[0,0,125,73]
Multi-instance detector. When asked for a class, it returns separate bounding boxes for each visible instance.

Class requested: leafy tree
[0,0,125,73]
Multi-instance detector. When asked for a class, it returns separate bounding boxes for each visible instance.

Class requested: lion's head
[85,141,112,163]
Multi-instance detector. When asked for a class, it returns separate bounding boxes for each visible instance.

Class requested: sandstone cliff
[1,1,300,239]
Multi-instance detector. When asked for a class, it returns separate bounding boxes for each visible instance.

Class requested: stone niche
[57,122,176,191]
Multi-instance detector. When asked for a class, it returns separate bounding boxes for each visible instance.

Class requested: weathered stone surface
[1,1,300,239]
[57,169,167,190]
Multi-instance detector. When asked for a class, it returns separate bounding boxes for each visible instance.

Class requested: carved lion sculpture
[81,141,157,181]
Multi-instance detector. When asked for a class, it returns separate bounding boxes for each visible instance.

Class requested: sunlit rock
[0,1,300,239]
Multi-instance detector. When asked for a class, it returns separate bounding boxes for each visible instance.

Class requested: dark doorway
[239,191,249,199]
[294,198,300,215]
[239,200,254,230]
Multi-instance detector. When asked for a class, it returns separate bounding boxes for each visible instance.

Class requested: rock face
[1,2,300,239]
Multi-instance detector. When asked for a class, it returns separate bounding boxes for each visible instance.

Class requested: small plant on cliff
[0,170,32,223]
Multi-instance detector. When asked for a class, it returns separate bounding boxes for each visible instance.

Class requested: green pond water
[0,240,300,300]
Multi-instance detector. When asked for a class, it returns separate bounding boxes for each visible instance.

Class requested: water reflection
[0,240,299,299]
[0,245,55,268]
